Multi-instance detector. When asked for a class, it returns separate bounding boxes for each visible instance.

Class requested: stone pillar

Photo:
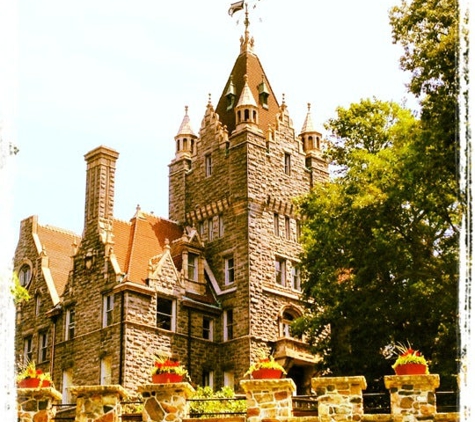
[240,378,296,422]
[17,387,63,422]
[138,382,195,422]
[311,376,367,422]
[384,374,439,421]
[69,385,128,422]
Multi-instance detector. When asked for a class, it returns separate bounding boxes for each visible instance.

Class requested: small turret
[299,103,322,152]
[175,106,197,160]
[234,74,259,130]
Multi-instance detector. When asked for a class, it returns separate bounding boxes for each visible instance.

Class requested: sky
[3,0,418,241]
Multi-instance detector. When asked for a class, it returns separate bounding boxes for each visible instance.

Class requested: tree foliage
[294,0,460,390]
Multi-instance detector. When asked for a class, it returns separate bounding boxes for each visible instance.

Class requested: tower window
[205,154,212,177]
[218,214,224,237]
[273,213,279,236]
[225,256,235,285]
[19,264,31,287]
[208,218,214,241]
[284,153,291,175]
[103,294,114,327]
[285,216,291,240]
[291,264,301,291]
[275,258,286,286]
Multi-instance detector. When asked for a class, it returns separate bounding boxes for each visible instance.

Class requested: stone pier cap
[17,386,62,401]
[138,382,196,398]
[240,378,296,393]
[384,374,440,390]
[69,384,129,400]
[312,375,367,393]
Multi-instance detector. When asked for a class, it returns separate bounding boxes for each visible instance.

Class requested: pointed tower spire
[240,3,254,54]
[174,106,197,159]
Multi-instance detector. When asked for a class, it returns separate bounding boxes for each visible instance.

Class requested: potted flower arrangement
[391,342,429,375]
[16,360,52,388]
[151,357,189,383]
[245,351,287,380]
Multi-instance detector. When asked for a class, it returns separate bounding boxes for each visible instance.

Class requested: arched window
[280,307,303,340]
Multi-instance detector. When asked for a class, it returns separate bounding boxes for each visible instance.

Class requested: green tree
[295,98,460,390]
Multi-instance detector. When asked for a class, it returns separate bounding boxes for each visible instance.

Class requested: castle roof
[215,27,280,134]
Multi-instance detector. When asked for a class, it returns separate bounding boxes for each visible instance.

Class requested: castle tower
[168,10,327,393]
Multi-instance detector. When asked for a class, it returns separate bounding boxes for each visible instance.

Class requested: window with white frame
[275,258,286,286]
[65,307,75,340]
[296,219,302,241]
[62,369,73,404]
[223,371,235,389]
[225,256,235,285]
[188,253,199,281]
[203,317,213,341]
[273,213,279,236]
[285,216,291,240]
[281,310,303,340]
[224,309,234,341]
[218,214,224,237]
[157,297,175,331]
[202,370,214,388]
[100,356,112,385]
[198,221,204,237]
[38,332,48,362]
[291,264,301,291]
[205,154,212,177]
[103,294,114,327]
[24,336,33,362]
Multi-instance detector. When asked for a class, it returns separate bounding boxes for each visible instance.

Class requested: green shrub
[189,386,246,418]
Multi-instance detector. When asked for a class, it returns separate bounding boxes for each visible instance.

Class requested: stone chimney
[83,146,119,236]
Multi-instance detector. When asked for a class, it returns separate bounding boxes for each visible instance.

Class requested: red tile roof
[37,225,81,296]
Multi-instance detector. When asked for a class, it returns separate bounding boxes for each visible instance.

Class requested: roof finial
[185,105,189,115]
[208,93,212,105]
[307,102,311,111]
[282,93,286,105]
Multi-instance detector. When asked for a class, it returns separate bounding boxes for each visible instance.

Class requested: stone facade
[14,18,326,398]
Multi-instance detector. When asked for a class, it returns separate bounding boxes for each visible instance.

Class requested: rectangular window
[65,308,75,340]
[24,336,33,362]
[100,356,112,385]
[198,221,204,237]
[273,213,279,236]
[207,218,214,241]
[218,214,224,237]
[224,309,234,341]
[296,219,301,241]
[202,370,214,388]
[157,297,175,331]
[291,264,301,291]
[103,294,114,327]
[38,332,48,363]
[62,370,73,404]
[203,317,213,341]
[225,257,235,285]
[205,154,212,177]
[275,258,286,286]
[284,153,291,175]
[285,216,291,240]
[35,294,41,316]
[188,253,198,281]
[223,371,235,389]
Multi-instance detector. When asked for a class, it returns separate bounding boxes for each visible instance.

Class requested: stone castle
[14,10,328,399]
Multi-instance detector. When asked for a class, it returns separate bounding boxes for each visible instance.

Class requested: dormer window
[258,78,269,109]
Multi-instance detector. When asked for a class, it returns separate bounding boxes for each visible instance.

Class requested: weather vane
[228,1,263,26]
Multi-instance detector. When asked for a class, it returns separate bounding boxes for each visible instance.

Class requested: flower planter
[18,378,51,388]
[394,363,428,375]
[251,368,283,379]
[152,373,184,383]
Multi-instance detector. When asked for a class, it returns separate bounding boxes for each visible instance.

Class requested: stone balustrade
[16,374,459,422]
